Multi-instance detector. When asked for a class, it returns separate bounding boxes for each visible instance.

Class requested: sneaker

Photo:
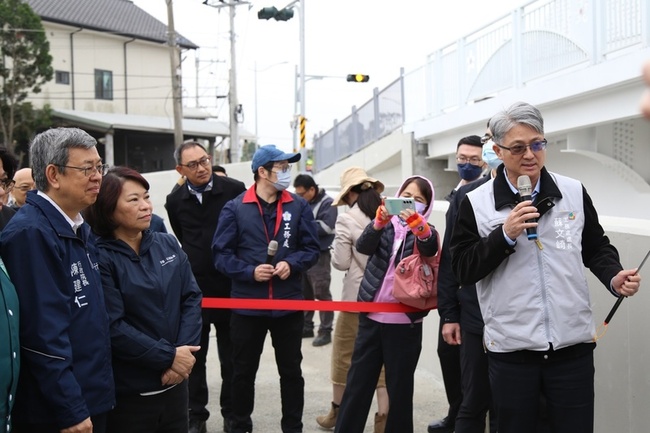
[302,328,314,338]
[312,331,331,347]
[189,419,207,433]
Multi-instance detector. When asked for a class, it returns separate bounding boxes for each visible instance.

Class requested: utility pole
[166,0,184,148]
[203,1,249,163]
[228,4,240,163]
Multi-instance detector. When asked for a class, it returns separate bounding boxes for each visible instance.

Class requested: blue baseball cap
[251,144,301,173]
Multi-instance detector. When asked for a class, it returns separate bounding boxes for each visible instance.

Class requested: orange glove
[406,213,432,239]
[373,204,391,230]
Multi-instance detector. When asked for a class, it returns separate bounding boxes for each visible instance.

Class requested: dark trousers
[302,251,333,333]
[13,412,108,433]
[455,330,496,433]
[189,315,233,423]
[488,348,594,433]
[107,381,189,433]
[436,319,462,421]
[335,314,422,433]
[230,311,304,433]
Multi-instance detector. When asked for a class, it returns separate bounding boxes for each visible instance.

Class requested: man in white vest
[449,101,641,433]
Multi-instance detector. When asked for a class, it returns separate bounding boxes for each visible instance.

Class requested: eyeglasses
[179,156,211,171]
[57,164,109,177]
[0,178,15,192]
[481,134,493,144]
[456,156,483,166]
[14,185,32,192]
[496,139,547,156]
[270,164,292,174]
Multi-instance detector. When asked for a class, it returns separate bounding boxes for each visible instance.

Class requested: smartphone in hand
[384,197,415,215]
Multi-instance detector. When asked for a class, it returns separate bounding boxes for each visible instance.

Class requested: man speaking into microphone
[450,102,642,433]
[212,145,319,433]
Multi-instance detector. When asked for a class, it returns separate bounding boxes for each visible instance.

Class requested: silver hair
[30,127,97,192]
[489,102,544,145]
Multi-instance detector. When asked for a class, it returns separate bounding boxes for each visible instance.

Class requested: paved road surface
[203,320,449,433]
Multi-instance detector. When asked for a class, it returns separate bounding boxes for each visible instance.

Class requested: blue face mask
[270,170,292,191]
[482,140,502,170]
[457,163,483,181]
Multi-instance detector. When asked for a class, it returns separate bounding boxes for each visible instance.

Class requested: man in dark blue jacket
[293,174,337,346]
[0,127,115,433]
[212,145,320,433]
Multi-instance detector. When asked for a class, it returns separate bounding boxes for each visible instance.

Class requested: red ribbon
[202,297,434,313]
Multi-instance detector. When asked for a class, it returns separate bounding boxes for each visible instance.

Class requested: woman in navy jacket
[85,167,202,433]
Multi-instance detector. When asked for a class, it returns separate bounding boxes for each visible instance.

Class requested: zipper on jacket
[536,247,551,342]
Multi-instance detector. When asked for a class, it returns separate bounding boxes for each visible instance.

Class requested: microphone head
[267,240,278,256]
[517,175,532,196]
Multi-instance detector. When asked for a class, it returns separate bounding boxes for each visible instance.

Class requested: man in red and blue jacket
[212,145,319,433]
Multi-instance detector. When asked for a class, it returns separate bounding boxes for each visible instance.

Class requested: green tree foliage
[0,0,53,153]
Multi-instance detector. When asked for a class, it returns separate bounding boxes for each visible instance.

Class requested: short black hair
[456,135,482,149]
[0,147,18,179]
[293,173,317,190]
[213,165,227,174]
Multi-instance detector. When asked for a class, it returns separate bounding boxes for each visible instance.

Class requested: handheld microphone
[266,240,278,265]
[517,175,538,241]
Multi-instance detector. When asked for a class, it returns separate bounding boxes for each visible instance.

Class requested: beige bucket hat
[332,166,385,207]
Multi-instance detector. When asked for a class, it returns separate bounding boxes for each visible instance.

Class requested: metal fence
[313,0,647,172]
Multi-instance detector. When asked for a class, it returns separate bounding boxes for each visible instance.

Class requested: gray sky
[134,0,526,151]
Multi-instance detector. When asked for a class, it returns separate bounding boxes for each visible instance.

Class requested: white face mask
[270,170,292,191]
[482,139,502,170]
[415,201,427,215]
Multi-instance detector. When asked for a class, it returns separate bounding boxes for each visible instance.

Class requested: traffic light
[275,8,294,21]
[258,6,278,20]
[346,74,370,83]
[257,6,294,21]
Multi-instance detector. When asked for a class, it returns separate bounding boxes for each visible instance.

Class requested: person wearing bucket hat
[213,144,319,433]
[314,167,389,432]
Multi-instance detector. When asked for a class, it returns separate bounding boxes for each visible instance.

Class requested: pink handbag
[392,230,440,310]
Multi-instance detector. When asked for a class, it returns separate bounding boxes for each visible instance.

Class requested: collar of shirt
[37,190,84,233]
[503,168,540,200]
[186,177,213,204]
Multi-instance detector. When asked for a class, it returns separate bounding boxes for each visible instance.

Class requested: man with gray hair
[0,127,115,433]
[450,102,641,433]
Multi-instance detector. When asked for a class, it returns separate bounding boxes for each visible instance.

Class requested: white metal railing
[313,0,648,172]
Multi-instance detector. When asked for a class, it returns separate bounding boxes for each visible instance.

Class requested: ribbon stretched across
[202,297,433,313]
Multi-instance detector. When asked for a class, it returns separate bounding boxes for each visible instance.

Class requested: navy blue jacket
[0,191,115,428]
[96,231,202,395]
[212,185,320,316]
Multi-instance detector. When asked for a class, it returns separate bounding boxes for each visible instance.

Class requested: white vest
[467,172,596,352]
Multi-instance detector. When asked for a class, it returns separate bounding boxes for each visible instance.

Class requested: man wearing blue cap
[212,145,320,433]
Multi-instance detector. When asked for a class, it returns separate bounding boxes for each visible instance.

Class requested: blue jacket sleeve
[175,245,203,346]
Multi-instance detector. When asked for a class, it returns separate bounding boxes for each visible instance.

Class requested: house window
[94,69,113,100]
[55,70,70,85]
